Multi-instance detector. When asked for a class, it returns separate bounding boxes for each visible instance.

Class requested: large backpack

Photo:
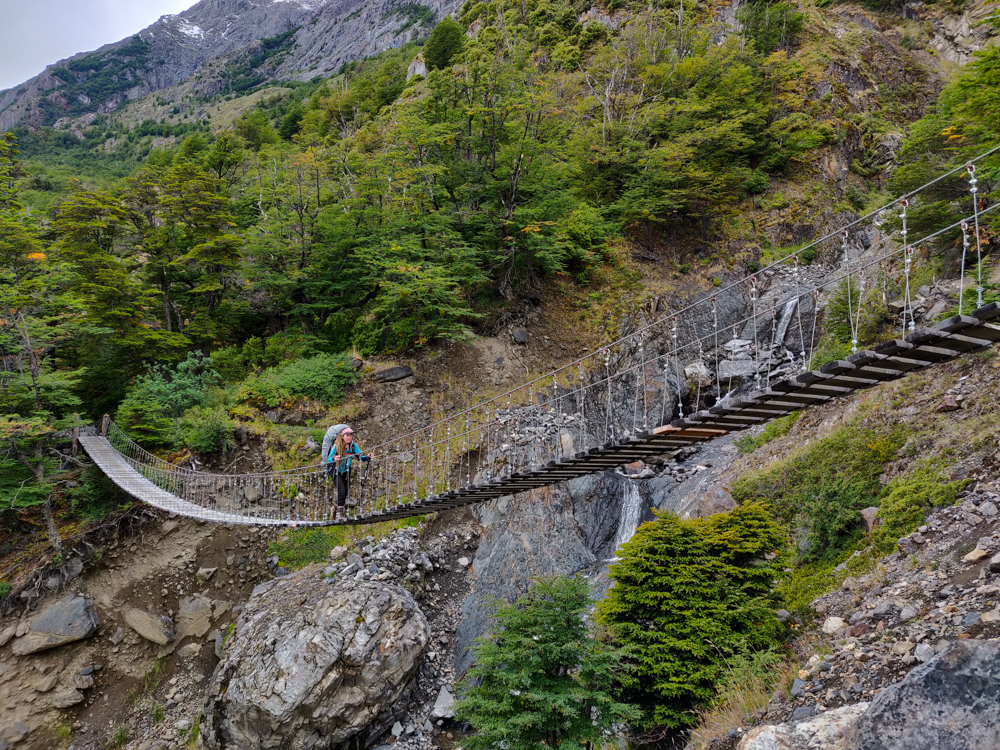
[322,423,350,463]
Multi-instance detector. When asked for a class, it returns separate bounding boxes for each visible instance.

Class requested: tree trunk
[40,496,64,556]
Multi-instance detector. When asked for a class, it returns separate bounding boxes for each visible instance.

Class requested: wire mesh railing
[81,148,998,526]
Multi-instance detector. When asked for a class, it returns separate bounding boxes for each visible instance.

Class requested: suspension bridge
[80,155,1000,527]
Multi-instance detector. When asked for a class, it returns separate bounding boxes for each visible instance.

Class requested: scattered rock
[981,608,1000,624]
[963,548,990,563]
[738,703,869,750]
[891,640,915,655]
[11,593,99,655]
[33,673,58,692]
[123,606,175,646]
[860,506,880,532]
[49,688,85,708]
[511,328,529,345]
[0,624,15,648]
[177,642,201,659]
[457,557,470,568]
[935,395,961,412]
[175,595,213,640]
[196,567,218,582]
[915,643,936,663]
[821,617,847,635]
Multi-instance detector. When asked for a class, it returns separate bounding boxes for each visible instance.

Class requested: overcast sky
[0,0,196,90]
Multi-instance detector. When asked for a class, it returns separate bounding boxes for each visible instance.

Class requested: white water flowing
[774,297,799,347]
[613,481,644,551]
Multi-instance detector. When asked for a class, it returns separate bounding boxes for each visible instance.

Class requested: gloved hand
[361,455,371,464]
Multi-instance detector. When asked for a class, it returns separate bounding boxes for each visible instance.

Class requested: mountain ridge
[0,0,459,131]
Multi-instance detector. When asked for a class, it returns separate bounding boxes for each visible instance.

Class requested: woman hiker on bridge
[326,426,369,520]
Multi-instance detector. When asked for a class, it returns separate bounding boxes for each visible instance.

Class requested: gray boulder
[855,639,1000,749]
[719,359,758,386]
[11,593,99,655]
[199,573,429,750]
[430,685,455,719]
[123,606,174,645]
[373,366,414,383]
[738,702,870,749]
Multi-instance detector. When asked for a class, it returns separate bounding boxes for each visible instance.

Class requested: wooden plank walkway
[81,304,1000,527]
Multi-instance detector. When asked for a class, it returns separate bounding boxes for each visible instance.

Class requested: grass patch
[734,413,800,454]
[690,650,796,749]
[108,726,129,748]
[268,516,424,570]
[128,657,167,705]
[773,544,880,618]
[872,464,969,553]
[54,724,72,748]
[732,421,905,562]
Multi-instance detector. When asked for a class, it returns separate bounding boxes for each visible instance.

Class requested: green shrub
[269,527,348,569]
[456,576,636,750]
[70,465,132,520]
[208,345,247,383]
[177,405,235,454]
[734,413,800,454]
[117,353,219,446]
[0,581,11,599]
[732,424,905,561]
[774,545,880,618]
[236,353,360,408]
[596,503,787,733]
[824,279,888,351]
[872,467,969,552]
[738,1,804,55]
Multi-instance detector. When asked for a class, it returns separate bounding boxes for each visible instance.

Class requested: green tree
[456,576,636,750]
[423,17,466,70]
[596,503,787,733]
[0,133,84,552]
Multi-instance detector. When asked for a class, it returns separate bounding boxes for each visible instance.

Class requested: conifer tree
[456,575,636,750]
[596,502,786,734]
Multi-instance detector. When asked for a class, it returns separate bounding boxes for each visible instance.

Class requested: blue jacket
[327,442,363,474]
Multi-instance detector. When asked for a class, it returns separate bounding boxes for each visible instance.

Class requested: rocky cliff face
[0,0,462,130]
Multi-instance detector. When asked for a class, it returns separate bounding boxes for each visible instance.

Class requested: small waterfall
[774,297,799,347]
[613,481,644,551]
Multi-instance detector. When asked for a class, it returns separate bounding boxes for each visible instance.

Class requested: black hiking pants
[334,470,351,507]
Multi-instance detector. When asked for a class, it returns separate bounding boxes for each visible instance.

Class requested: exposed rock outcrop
[0,0,464,130]
[10,593,99,655]
[740,640,1000,749]
[200,573,430,750]
[738,702,869,750]
[855,639,1000,749]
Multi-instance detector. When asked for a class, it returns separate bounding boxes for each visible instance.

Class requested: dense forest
[1,0,999,741]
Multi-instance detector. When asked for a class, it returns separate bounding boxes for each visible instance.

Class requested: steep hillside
[0,0,459,130]
[2,1,1000,748]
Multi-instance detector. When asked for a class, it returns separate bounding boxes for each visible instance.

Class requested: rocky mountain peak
[0,0,461,130]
